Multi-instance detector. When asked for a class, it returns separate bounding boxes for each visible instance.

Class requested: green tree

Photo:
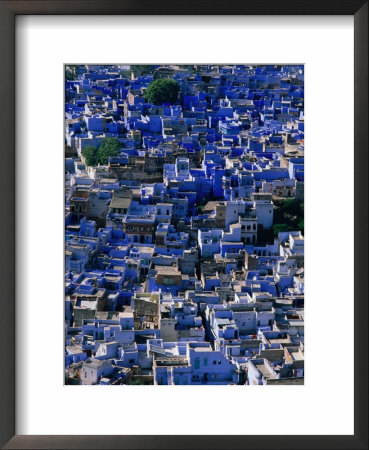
[120,70,131,78]
[65,65,78,81]
[96,138,121,165]
[145,79,180,105]
[65,70,74,81]
[272,223,294,237]
[280,198,294,211]
[297,219,304,234]
[130,65,156,77]
[81,145,98,166]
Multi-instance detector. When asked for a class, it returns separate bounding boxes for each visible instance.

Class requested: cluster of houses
[65,64,304,385]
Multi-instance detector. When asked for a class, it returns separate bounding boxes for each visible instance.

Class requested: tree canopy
[96,137,121,165]
[65,65,78,81]
[272,199,304,237]
[144,78,180,105]
[130,65,157,77]
[272,223,294,236]
[81,138,121,166]
[81,145,98,166]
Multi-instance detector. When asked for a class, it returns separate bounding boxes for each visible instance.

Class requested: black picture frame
[0,1,367,449]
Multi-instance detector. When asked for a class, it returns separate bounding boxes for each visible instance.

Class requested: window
[204,358,208,367]
[194,358,200,369]
[213,361,217,365]
[129,359,134,364]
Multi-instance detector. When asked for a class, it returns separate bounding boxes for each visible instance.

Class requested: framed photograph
[0,1,367,449]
